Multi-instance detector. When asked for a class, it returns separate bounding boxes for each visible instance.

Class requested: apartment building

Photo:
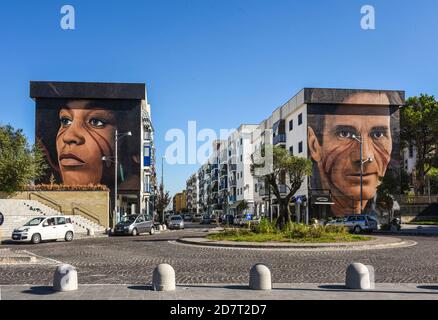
[227,125,258,216]
[186,173,199,214]
[173,191,187,214]
[187,88,404,221]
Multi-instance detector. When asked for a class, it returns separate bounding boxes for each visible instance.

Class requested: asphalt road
[1,222,437,285]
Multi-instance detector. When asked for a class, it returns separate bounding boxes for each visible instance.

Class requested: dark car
[200,214,211,224]
[113,214,156,236]
[222,214,234,225]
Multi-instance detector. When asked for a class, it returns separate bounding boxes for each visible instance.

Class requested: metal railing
[28,192,63,213]
[71,203,101,225]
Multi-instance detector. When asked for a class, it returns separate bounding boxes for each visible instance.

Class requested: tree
[154,183,171,223]
[251,145,312,228]
[376,168,399,222]
[0,125,47,193]
[237,199,249,215]
[400,94,438,195]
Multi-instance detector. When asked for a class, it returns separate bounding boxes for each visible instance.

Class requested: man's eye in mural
[370,127,388,140]
[335,126,358,139]
[60,117,72,128]
[88,118,106,129]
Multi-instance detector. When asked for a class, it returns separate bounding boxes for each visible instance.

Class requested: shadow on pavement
[22,286,56,295]
[417,285,438,290]
[128,285,152,291]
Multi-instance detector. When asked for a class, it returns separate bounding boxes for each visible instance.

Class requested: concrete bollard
[87,228,95,236]
[345,263,375,290]
[249,264,272,290]
[162,224,167,231]
[53,264,78,292]
[152,263,176,291]
[158,225,163,231]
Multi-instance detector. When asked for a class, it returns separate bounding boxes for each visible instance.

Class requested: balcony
[273,134,286,145]
[229,178,236,187]
[259,188,269,197]
[229,195,236,202]
[229,164,237,171]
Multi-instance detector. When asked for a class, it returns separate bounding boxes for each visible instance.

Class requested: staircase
[0,199,106,239]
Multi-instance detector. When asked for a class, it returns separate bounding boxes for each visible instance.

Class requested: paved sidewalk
[1,283,437,300]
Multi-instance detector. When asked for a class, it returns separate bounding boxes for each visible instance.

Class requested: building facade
[186,88,404,222]
[30,81,156,226]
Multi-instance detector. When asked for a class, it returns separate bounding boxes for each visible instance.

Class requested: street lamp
[161,156,166,223]
[102,129,132,225]
[350,134,373,215]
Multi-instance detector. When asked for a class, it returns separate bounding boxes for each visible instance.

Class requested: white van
[12,216,75,244]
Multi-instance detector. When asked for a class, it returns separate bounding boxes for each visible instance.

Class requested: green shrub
[324,225,348,234]
[253,217,277,234]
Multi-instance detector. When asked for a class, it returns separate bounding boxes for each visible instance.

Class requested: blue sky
[1,0,437,197]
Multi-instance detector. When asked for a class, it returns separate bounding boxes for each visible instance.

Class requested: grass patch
[407,221,438,226]
[207,219,371,243]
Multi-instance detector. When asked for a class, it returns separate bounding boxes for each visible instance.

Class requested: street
[1,223,438,285]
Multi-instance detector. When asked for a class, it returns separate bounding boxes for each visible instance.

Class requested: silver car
[169,215,185,230]
[326,215,378,234]
[114,214,156,236]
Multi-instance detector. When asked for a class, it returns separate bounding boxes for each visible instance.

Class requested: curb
[176,236,413,250]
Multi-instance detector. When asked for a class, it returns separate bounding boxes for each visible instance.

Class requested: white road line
[21,250,64,265]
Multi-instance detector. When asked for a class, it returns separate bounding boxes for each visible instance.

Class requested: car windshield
[171,216,182,221]
[121,215,137,223]
[24,217,45,226]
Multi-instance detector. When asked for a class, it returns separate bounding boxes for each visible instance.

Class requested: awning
[229,200,243,209]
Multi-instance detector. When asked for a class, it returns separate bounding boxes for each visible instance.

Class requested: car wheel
[31,233,41,244]
[132,228,138,236]
[354,226,362,234]
[149,227,155,235]
[65,231,74,242]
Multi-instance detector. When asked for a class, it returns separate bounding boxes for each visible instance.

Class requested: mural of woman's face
[56,100,116,185]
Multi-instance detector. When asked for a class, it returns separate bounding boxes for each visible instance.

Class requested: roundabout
[176,235,417,251]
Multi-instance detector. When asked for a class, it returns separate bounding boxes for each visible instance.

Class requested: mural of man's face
[308,94,393,209]
[56,100,116,185]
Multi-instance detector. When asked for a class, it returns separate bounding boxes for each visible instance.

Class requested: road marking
[21,250,64,265]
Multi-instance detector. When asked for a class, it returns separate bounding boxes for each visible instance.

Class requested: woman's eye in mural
[60,117,72,127]
[88,118,106,128]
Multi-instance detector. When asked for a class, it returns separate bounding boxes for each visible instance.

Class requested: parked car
[326,214,378,234]
[183,214,192,221]
[192,214,203,222]
[222,214,234,225]
[210,214,219,224]
[169,215,185,229]
[200,214,211,224]
[12,216,74,244]
[114,214,155,236]
[233,214,243,226]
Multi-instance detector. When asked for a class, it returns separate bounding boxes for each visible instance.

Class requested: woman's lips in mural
[59,153,86,167]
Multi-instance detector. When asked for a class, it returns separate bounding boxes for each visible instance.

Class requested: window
[289,119,293,131]
[298,141,303,153]
[240,138,243,145]
[409,145,414,158]
[289,146,293,155]
[56,217,66,225]
[298,113,303,125]
[255,184,258,192]
[240,155,243,162]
